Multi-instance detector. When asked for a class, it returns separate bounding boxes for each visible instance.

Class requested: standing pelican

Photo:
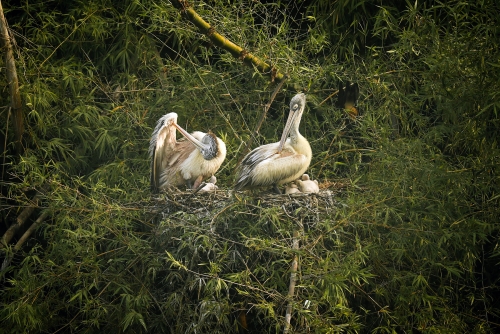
[234,93,312,193]
[149,113,226,193]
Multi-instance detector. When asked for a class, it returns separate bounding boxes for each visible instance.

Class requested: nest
[150,180,349,230]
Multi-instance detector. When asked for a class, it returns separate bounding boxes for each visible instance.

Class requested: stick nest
[150,180,348,228]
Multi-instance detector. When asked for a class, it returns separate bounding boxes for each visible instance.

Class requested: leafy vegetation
[1,0,499,332]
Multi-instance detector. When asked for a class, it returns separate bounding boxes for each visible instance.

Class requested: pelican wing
[150,121,175,192]
[234,143,278,190]
[153,138,197,191]
[234,143,308,190]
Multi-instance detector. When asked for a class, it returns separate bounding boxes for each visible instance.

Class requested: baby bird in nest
[197,175,218,193]
[285,182,301,194]
[296,174,319,193]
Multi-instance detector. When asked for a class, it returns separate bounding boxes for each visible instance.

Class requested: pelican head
[285,182,301,194]
[197,175,218,193]
[199,132,219,160]
[278,93,306,153]
[173,124,220,160]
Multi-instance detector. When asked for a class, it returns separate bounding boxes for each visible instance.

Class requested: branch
[170,0,286,82]
[14,211,49,252]
[0,0,24,154]
[238,77,288,163]
[250,77,287,148]
[0,211,49,272]
[0,186,47,248]
[284,224,302,333]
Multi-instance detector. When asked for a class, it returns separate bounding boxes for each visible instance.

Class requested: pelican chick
[149,113,226,193]
[285,182,301,194]
[296,174,319,193]
[198,176,218,193]
[234,93,312,193]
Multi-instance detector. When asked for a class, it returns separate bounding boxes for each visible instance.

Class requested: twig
[39,9,97,68]
[241,75,288,160]
[2,106,10,180]
[284,221,302,333]
[318,89,339,106]
[235,77,288,168]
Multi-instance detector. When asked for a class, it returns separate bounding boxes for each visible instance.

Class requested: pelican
[296,174,319,193]
[285,182,301,195]
[198,175,218,193]
[234,93,312,193]
[149,113,226,193]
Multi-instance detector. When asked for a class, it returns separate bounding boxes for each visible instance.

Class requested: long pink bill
[172,122,207,151]
[277,109,297,153]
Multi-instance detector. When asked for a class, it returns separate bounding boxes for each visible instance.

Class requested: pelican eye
[292,103,299,110]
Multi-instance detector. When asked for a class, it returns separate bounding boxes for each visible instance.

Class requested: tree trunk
[0,0,24,154]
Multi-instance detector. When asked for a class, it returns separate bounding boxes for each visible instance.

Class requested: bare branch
[284,224,302,333]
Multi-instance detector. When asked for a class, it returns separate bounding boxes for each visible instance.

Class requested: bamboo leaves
[1,0,500,332]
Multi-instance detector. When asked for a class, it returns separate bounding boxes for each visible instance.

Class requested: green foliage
[1,0,499,332]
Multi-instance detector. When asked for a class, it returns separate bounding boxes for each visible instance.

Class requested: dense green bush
[1,0,499,332]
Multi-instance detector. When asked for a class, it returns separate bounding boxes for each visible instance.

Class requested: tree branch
[170,0,286,82]
[238,77,288,163]
[0,186,47,248]
[284,223,302,333]
[0,211,49,272]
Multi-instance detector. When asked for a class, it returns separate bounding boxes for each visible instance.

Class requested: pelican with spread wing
[234,93,312,193]
[149,113,226,193]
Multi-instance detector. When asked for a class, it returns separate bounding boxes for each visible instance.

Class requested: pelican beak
[172,122,207,151]
[277,108,297,153]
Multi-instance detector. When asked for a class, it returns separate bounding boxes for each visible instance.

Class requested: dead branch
[14,211,49,251]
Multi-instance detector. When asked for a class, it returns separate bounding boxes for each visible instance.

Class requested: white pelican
[149,113,226,193]
[234,93,312,193]
[296,174,319,193]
